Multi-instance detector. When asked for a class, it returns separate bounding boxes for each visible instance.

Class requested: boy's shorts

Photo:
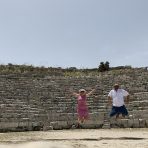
[110,105,128,117]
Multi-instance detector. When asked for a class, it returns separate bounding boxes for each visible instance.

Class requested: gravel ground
[0,129,148,148]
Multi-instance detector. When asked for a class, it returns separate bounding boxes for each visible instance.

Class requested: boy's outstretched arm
[108,96,112,106]
[125,95,130,104]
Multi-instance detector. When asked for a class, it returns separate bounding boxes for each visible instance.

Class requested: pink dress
[77,95,89,119]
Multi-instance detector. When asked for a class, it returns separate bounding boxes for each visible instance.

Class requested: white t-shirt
[108,89,129,107]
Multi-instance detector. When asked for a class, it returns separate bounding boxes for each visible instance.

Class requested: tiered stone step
[0,68,148,131]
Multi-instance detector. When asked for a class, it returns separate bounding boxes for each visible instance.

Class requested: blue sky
[0,0,148,68]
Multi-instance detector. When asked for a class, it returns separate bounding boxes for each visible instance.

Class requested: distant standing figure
[72,88,96,125]
[108,84,130,119]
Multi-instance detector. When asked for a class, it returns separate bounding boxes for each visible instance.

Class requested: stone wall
[0,68,148,131]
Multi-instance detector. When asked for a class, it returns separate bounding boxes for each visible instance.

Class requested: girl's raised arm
[69,88,79,97]
[86,89,95,97]
[86,85,98,97]
[72,92,79,97]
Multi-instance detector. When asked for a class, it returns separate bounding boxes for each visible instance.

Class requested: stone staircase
[0,68,148,131]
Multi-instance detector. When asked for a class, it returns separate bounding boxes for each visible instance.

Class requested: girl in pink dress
[73,88,96,125]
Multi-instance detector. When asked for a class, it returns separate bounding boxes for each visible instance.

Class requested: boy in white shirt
[108,84,130,119]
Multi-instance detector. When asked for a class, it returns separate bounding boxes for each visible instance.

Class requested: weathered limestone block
[131,111,143,119]
[18,121,29,127]
[50,121,60,130]
[128,119,134,127]
[120,119,128,128]
[140,110,148,119]
[43,125,53,131]
[0,118,9,122]
[81,120,103,129]
[28,121,33,127]
[116,119,123,128]
[133,119,139,128]
[57,121,69,129]
[89,112,104,121]
[67,120,76,126]
[0,104,6,109]
[43,121,53,131]
[31,122,39,127]
[110,117,118,127]
[146,120,148,127]
[47,113,58,121]
[0,122,18,129]
[139,119,146,128]
[128,114,134,119]
[58,113,69,121]
[67,113,77,121]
